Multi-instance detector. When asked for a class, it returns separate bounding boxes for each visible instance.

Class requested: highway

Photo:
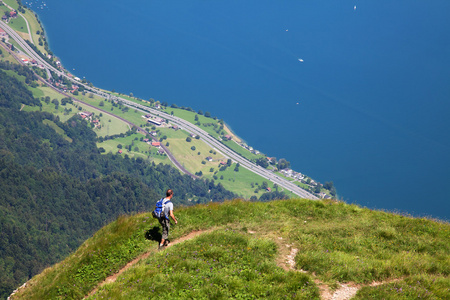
[119,100,318,200]
[0,20,318,200]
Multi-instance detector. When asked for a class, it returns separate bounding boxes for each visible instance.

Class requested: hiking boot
[164,240,170,247]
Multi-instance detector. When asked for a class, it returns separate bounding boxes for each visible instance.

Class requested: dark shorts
[159,217,170,240]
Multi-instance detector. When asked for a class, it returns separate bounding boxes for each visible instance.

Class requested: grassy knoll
[42,119,73,142]
[94,116,130,137]
[22,9,45,51]
[211,164,278,199]
[7,15,28,34]
[98,134,169,166]
[29,85,65,101]
[11,199,450,299]
[160,127,225,173]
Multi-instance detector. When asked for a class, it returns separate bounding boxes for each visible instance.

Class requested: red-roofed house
[151,141,161,147]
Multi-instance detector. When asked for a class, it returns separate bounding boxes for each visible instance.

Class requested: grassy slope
[11,199,450,299]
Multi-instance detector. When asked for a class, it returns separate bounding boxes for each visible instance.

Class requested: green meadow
[11,199,450,299]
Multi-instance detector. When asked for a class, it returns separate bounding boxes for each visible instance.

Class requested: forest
[0,65,237,299]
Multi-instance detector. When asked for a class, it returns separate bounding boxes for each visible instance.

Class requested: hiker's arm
[170,210,177,224]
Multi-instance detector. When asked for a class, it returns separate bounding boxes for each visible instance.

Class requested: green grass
[98,134,169,165]
[65,96,308,200]
[0,46,17,63]
[77,96,148,128]
[93,115,130,137]
[7,15,28,33]
[11,199,450,299]
[355,275,450,299]
[222,139,265,161]
[42,119,72,142]
[208,164,276,199]
[161,128,225,173]
[6,37,26,53]
[88,230,318,300]
[2,69,26,82]
[23,8,46,53]
[2,0,19,10]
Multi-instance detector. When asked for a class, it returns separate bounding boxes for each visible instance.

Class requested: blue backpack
[152,198,171,219]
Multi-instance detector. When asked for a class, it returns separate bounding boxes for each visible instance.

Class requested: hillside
[9,199,450,299]
[0,61,237,299]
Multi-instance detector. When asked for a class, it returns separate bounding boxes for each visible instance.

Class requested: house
[143,138,149,142]
[158,148,165,154]
[206,156,213,162]
[172,125,179,130]
[266,187,271,192]
[118,149,123,154]
[9,11,17,18]
[145,114,152,118]
[1,15,8,22]
[0,28,7,37]
[224,134,232,141]
[219,161,227,166]
[80,111,93,118]
[150,131,157,136]
[151,141,161,147]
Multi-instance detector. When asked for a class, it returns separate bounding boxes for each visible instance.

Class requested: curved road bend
[1,20,317,200]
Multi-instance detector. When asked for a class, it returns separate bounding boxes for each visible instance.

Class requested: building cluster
[280,168,306,181]
[78,111,100,128]
[143,114,164,126]
[143,138,164,154]
[2,10,17,22]
[239,142,260,155]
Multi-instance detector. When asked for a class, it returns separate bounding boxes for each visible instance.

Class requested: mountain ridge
[8,199,450,299]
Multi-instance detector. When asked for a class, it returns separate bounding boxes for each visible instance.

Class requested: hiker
[158,189,177,249]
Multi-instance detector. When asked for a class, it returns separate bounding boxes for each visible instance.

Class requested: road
[0,20,318,200]
[119,100,318,200]
[2,3,33,44]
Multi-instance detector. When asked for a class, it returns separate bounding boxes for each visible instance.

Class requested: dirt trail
[276,238,400,300]
[84,230,209,299]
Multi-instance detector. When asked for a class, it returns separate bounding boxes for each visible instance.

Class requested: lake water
[30,0,450,221]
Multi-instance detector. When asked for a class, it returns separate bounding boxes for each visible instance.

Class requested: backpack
[152,198,171,220]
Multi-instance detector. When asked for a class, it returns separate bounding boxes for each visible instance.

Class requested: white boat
[298,58,304,62]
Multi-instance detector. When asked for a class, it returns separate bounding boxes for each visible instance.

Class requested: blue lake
[31,0,450,221]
